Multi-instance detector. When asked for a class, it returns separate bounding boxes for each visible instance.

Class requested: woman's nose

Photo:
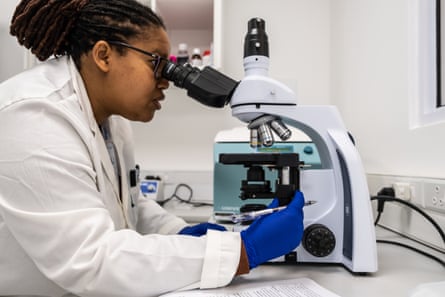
[157,78,169,90]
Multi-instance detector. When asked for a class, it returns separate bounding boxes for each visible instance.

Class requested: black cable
[371,192,445,269]
[158,183,213,207]
[373,187,394,225]
[373,212,382,226]
[371,194,445,245]
[377,239,445,267]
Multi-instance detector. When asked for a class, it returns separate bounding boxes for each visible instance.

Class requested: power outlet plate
[367,174,445,251]
[424,181,445,213]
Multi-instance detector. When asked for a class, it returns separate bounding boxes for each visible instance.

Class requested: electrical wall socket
[367,174,445,251]
[393,182,413,201]
[424,181,445,214]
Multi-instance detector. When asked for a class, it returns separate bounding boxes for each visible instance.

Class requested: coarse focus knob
[302,224,336,257]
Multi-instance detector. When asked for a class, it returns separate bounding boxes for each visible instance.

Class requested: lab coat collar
[68,58,121,201]
[68,58,98,136]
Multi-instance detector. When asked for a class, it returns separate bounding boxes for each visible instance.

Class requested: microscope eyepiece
[162,61,198,88]
[161,61,238,108]
[244,18,269,58]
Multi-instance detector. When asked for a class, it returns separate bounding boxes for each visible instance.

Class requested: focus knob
[302,224,336,257]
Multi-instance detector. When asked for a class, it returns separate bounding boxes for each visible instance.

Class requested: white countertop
[164,202,444,297]
[234,227,444,297]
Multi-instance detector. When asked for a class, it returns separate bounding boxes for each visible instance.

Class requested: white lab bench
[235,228,444,297]
[164,202,445,297]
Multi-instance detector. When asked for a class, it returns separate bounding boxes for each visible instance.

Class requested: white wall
[5,0,438,179]
[133,0,331,171]
[220,0,331,105]
[0,0,24,82]
[331,0,445,179]
[131,87,241,171]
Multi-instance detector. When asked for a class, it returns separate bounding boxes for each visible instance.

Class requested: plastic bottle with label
[202,49,211,67]
[191,48,203,68]
[177,43,189,65]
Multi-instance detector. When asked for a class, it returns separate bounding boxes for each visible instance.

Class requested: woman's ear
[91,41,112,73]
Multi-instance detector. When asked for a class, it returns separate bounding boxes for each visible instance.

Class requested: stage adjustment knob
[302,224,336,257]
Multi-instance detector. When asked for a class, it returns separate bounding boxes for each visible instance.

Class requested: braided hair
[10,0,165,68]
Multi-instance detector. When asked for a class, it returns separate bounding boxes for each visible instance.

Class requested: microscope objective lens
[258,123,274,147]
[250,129,260,148]
[270,120,291,140]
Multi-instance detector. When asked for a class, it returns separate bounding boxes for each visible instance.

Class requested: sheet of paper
[160,277,342,297]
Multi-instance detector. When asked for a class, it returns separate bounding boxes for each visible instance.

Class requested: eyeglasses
[107,40,168,80]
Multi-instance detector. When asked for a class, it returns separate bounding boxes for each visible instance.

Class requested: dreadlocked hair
[10,0,165,67]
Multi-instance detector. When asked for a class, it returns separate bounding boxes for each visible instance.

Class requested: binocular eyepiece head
[160,61,238,108]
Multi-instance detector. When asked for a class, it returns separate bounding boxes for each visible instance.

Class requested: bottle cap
[193,48,201,55]
[178,43,188,51]
[169,55,177,63]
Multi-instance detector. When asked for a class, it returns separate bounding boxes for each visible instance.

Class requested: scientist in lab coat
[0,0,305,296]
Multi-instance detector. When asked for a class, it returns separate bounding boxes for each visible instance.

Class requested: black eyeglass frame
[107,40,168,80]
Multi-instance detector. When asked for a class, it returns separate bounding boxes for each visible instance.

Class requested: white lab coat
[0,57,241,297]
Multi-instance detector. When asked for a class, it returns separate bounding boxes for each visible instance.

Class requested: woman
[0,0,305,296]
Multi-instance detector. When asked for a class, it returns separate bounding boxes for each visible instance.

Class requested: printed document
[160,277,342,297]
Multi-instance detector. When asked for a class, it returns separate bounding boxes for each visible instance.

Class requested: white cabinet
[148,0,221,68]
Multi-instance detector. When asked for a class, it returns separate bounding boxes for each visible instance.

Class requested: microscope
[161,18,377,274]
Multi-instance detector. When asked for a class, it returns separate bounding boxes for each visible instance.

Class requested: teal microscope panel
[213,142,321,214]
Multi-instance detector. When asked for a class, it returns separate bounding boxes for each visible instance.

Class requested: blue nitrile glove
[179,222,227,236]
[240,191,305,269]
